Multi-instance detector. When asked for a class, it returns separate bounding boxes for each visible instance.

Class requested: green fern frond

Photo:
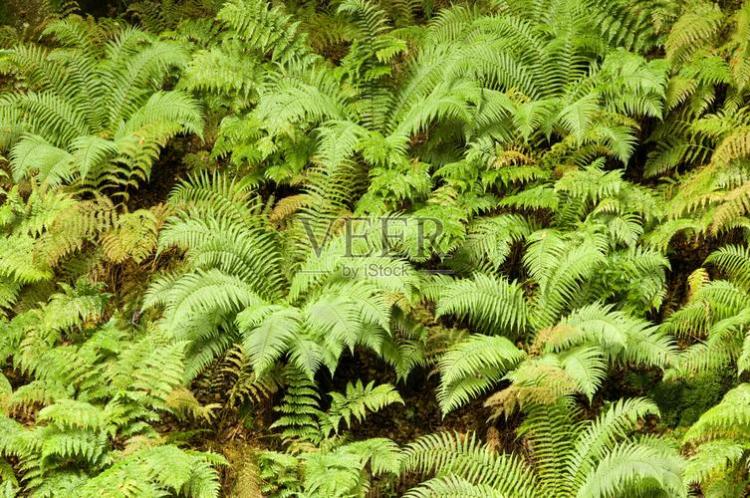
[436,273,528,336]
[321,381,403,436]
[437,335,525,414]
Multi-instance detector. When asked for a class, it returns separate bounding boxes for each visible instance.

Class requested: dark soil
[126,140,193,212]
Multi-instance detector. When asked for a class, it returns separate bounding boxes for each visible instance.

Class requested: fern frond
[321,381,403,436]
[436,274,528,336]
[437,335,525,414]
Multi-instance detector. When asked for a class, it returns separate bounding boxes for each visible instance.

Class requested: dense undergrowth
[2,0,750,496]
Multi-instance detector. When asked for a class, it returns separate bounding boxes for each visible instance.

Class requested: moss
[651,372,733,429]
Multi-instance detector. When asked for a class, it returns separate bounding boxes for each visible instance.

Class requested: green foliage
[270,370,402,447]
[683,384,750,497]
[435,274,528,335]
[10,0,750,495]
[256,370,403,496]
[664,245,750,378]
[403,398,684,498]
[321,380,403,436]
[181,0,669,197]
[436,334,525,413]
[0,281,224,496]
[0,16,202,200]
[128,0,223,34]
[145,171,423,381]
[437,303,675,415]
[652,372,729,428]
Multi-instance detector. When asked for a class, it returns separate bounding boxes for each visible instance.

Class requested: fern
[0,17,202,199]
[404,398,683,498]
[270,369,323,446]
[101,207,162,264]
[683,384,750,495]
[438,303,674,415]
[0,281,223,496]
[4,1,746,496]
[665,244,750,379]
[321,380,403,436]
[148,172,422,380]
[436,335,525,414]
[436,274,527,336]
